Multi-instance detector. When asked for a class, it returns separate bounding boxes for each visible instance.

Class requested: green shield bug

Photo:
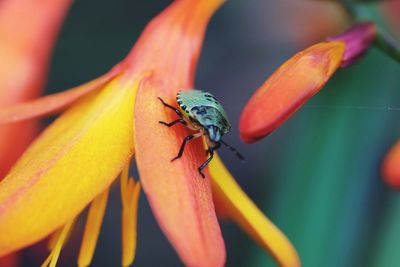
[158,90,244,178]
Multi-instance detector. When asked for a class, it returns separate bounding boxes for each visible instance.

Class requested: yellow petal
[0,76,140,256]
[78,188,110,267]
[209,154,301,267]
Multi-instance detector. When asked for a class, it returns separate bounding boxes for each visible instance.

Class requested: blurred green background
[32,0,400,266]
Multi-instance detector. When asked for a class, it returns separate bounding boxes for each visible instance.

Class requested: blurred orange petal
[240,41,345,143]
[0,77,139,256]
[209,154,301,267]
[384,0,400,33]
[132,1,226,266]
[0,0,72,178]
[382,140,400,189]
[0,254,19,267]
[285,0,347,45]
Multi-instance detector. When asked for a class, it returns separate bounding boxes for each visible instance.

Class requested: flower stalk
[374,29,400,63]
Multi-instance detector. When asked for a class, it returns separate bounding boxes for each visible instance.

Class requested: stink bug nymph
[158,90,244,178]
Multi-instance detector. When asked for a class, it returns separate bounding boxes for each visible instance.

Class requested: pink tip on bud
[327,22,376,67]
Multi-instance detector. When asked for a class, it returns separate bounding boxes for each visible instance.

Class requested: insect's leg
[159,119,187,127]
[205,142,221,156]
[198,148,214,178]
[158,97,182,117]
[171,132,202,162]
[213,142,221,150]
[221,140,245,161]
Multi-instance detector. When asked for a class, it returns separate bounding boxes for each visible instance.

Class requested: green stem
[374,29,400,64]
[339,0,358,19]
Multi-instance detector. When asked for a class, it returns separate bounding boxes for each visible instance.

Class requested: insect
[158,90,244,178]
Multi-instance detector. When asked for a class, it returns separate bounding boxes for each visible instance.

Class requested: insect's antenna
[220,140,245,162]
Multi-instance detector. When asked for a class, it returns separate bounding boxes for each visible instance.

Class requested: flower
[382,140,400,189]
[381,0,400,188]
[0,0,72,179]
[0,0,299,266]
[0,0,71,265]
[240,22,376,143]
[384,0,400,33]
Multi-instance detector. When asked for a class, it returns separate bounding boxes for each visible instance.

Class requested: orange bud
[382,140,400,189]
[240,42,345,143]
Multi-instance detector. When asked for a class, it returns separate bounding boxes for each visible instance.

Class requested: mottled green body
[176,90,230,142]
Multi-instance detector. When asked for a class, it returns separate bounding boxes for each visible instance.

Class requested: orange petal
[135,78,225,267]
[239,42,345,143]
[0,0,72,104]
[385,0,400,32]
[382,140,400,188]
[125,0,221,81]
[0,254,19,267]
[0,120,40,179]
[0,76,139,256]
[0,66,122,124]
[0,0,72,179]
[209,154,301,267]
[132,1,226,266]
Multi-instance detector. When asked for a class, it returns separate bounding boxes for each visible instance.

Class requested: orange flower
[240,23,376,143]
[0,0,71,266]
[0,1,299,266]
[240,42,345,143]
[0,0,71,178]
[382,140,400,189]
[384,0,400,33]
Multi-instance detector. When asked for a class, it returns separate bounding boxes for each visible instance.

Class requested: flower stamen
[78,188,110,267]
[120,161,141,267]
[42,218,75,267]
[47,228,62,251]
[120,160,131,206]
